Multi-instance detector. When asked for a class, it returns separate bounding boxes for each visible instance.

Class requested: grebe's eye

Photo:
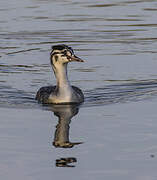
[61,50,68,57]
[63,50,67,55]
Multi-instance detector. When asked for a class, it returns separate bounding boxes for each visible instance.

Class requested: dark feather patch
[52,44,70,51]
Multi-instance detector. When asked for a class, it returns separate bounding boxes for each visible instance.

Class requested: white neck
[52,63,73,96]
[53,63,70,87]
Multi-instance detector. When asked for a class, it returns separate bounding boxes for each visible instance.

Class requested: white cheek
[62,57,69,63]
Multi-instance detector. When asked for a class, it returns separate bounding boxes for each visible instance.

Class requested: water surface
[1,0,157,179]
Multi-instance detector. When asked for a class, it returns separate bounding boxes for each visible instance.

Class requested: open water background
[1,0,157,179]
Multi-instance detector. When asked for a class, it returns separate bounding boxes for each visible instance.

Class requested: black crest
[51,44,74,54]
[52,44,69,51]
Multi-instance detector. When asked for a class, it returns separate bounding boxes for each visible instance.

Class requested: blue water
[1,0,157,179]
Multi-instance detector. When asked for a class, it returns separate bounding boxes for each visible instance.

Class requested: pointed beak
[67,55,84,62]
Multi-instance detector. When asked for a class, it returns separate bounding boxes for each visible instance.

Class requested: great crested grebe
[36,44,84,104]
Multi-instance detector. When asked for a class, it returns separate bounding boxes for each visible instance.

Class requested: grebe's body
[36,45,84,104]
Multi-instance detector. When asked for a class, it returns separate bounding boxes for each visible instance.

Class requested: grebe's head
[50,44,84,66]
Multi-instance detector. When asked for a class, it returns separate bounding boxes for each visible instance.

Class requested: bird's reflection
[56,157,77,168]
[50,104,83,167]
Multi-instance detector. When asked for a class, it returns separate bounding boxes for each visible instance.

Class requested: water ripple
[0,80,157,109]
[84,80,157,107]
[0,85,37,109]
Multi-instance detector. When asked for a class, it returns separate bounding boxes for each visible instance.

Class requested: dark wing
[35,86,56,103]
[72,86,84,102]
